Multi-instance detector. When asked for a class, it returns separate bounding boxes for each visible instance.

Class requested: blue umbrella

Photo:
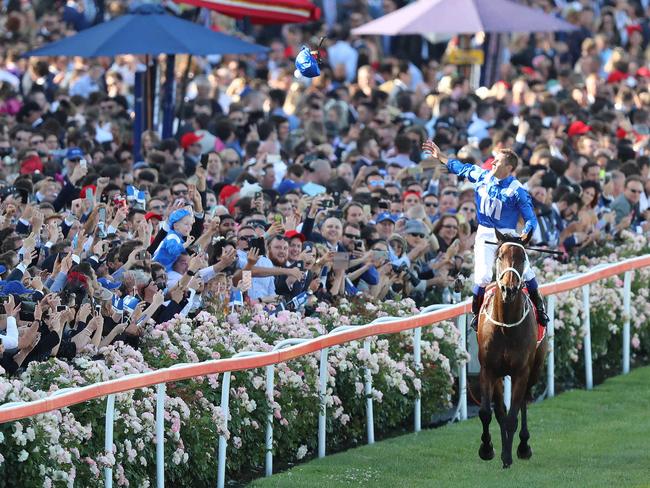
[23,4,268,57]
[23,4,267,153]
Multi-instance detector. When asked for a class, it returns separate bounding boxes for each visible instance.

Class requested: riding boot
[528,288,549,329]
[470,293,484,332]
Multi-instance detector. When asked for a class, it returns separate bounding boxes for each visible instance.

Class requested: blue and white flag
[126,185,147,209]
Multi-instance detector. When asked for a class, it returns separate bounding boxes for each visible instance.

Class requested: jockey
[422,140,549,331]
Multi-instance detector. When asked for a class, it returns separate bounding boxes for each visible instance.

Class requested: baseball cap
[65,147,84,160]
[404,219,429,236]
[98,277,122,290]
[376,212,397,224]
[285,230,306,242]
[180,132,203,151]
[567,121,591,137]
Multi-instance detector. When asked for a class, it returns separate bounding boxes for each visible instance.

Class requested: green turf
[250,366,650,488]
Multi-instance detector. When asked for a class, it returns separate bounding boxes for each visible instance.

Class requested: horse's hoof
[517,444,533,460]
[502,461,512,469]
[478,443,495,461]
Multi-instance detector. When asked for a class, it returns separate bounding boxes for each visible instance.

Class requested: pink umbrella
[352,0,576,35]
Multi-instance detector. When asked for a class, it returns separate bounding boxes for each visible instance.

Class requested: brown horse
[477,230,548,469]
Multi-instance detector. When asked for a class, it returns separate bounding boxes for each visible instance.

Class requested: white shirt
[1,316,19,350]
[237,250,276,300]
[327,41,359,83]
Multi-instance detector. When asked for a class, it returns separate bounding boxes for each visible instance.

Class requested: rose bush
[0,297,466,487]
[0,234,649,487]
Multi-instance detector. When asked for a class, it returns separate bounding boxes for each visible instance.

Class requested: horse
[476,229,548,469]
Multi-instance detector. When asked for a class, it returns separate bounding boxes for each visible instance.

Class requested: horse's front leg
[492,378,508,455]
[478,367,496,461]
[501,370,529,468]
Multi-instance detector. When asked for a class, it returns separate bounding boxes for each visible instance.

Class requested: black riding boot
[469,293,484,332]
[528,288,549,329]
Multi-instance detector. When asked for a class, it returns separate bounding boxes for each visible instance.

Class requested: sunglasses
[344,233,360,239]
[628,189,643,194]
[409,233,426,238]
[173,189,188,196]
[442,191,459,197]
[425,202,438,208]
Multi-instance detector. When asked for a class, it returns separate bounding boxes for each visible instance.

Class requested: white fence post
[582,284,593,390]
[363,338,375,444]
[413,327,422,432]
[217,371,232,488]
[104,394,116,488]
[155,383,166,488]
[265,364,274,477]
[265,339,310,477]
[546,295,556,398]
[623,271,632,374]
[318,347,329,458]
[458,313,467,421]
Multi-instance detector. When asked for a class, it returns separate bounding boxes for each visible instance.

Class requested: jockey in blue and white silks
[422,140,548,330]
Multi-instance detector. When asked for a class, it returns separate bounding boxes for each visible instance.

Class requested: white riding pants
[473,225,535,287]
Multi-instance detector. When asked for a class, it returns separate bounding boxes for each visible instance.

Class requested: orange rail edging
[0,254,648,424]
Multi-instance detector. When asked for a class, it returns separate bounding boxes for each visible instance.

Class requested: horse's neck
[491,290,525,323]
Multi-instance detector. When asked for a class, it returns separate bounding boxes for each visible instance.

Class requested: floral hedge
[0,233,649,487]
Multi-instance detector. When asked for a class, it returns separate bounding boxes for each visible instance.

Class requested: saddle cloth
[482,285,546,346]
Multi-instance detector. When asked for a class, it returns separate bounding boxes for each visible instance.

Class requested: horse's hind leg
[517,401,532,460]
[478,368,496,461]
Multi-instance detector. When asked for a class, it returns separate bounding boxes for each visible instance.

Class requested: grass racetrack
[251,366,650,488]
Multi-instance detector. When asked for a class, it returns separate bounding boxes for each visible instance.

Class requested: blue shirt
[446,159,537,235]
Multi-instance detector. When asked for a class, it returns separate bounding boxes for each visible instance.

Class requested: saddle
[482,285,546,347]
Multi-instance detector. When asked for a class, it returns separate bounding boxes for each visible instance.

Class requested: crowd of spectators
[0,0,649,375]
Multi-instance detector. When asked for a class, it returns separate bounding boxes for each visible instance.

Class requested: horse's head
[494,229,531,304]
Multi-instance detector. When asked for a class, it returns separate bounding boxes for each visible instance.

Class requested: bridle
[484,242,533,328]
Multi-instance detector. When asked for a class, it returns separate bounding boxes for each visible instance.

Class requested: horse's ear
[521,231,533,246]
[495,228,506,242]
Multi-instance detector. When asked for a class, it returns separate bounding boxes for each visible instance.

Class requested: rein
[486,241,533,328]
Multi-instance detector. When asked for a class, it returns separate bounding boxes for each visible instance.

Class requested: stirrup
[470,314,479,332]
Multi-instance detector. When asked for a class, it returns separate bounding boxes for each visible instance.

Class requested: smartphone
[274,214,283,224]
[362,205,371,217]
[241,270,252,292]
[254,191,262,200]
[136,250,147,260]
[354,240,364,251]
[85,188,94,211]
[408,166,423,176]
[95,303,102,314]
[321,199,333,209]
[332,252,350,271]
[79,158,87,169]
[57,305,66,312]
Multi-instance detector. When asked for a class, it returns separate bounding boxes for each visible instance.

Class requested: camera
[321,199,333,209]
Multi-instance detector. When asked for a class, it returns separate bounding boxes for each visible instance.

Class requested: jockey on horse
[422,140,549,331]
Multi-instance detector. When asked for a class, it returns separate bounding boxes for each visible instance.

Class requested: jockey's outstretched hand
[519,231,531,244]
[422,140,448,164]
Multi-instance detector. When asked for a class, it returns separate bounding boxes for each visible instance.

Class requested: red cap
[636,67,650,78]
[180,132,203,150]
[218,184,240,205]
[626,24,642,36]
[616,128,628,140]
[145,211,163,221]
[402,190,421,201]
[285,230,306,242]
[20,154,43,174]
[606,70,628,84]
[567,121,591,137]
